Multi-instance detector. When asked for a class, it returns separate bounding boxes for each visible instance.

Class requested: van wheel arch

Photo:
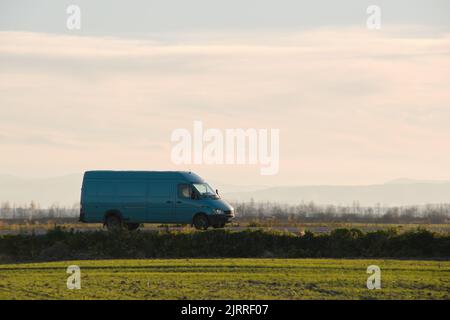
[104,210,122,222]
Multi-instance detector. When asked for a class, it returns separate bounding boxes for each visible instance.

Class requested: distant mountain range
[0,174,449,207]
[224,179,450,206]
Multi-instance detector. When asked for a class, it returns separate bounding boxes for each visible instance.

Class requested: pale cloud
[0,28,449,184]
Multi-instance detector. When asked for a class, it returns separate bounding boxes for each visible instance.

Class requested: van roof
[83,170,204,183]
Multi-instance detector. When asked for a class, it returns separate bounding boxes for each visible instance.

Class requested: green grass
[0,258,448,300]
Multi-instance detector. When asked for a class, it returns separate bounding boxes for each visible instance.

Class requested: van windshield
[192,183,219,199]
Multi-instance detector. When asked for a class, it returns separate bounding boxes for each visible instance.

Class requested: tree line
[0,200,449,224]
[233,200,450,224]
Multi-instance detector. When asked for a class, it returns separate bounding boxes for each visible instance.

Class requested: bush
[39,241,70,260]
[0,227,448,262]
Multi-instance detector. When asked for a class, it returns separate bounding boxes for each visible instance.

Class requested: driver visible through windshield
[192,183,219,199]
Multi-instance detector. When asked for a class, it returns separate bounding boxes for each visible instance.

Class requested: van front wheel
[193,214,209,230]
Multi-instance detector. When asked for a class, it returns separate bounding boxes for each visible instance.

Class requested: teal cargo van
[80,171,235,230]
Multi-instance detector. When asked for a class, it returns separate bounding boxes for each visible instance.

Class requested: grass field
[0,258,448,299]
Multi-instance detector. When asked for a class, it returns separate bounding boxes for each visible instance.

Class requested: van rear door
[82,180,115,222]
[147,181,176,222]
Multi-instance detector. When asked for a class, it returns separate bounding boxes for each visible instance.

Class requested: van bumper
[208,212,235,225]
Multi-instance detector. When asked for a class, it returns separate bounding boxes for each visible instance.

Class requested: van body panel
[147,180,175,222]
[80,171,235,226]
[174,199,203,223]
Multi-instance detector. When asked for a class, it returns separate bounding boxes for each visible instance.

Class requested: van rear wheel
[193,214,209,230]
[105,215,122,231]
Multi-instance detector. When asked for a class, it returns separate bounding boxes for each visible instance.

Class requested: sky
[0,1,449,186]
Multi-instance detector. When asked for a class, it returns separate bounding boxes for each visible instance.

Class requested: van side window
[177,184,192,199]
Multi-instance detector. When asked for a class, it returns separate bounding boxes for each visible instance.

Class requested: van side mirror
[216,189,219,195]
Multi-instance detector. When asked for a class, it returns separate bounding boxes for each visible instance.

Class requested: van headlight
[213,209,224,215]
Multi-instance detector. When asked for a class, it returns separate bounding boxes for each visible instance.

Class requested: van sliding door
[116,181,147,222]
[147,181,175,222]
